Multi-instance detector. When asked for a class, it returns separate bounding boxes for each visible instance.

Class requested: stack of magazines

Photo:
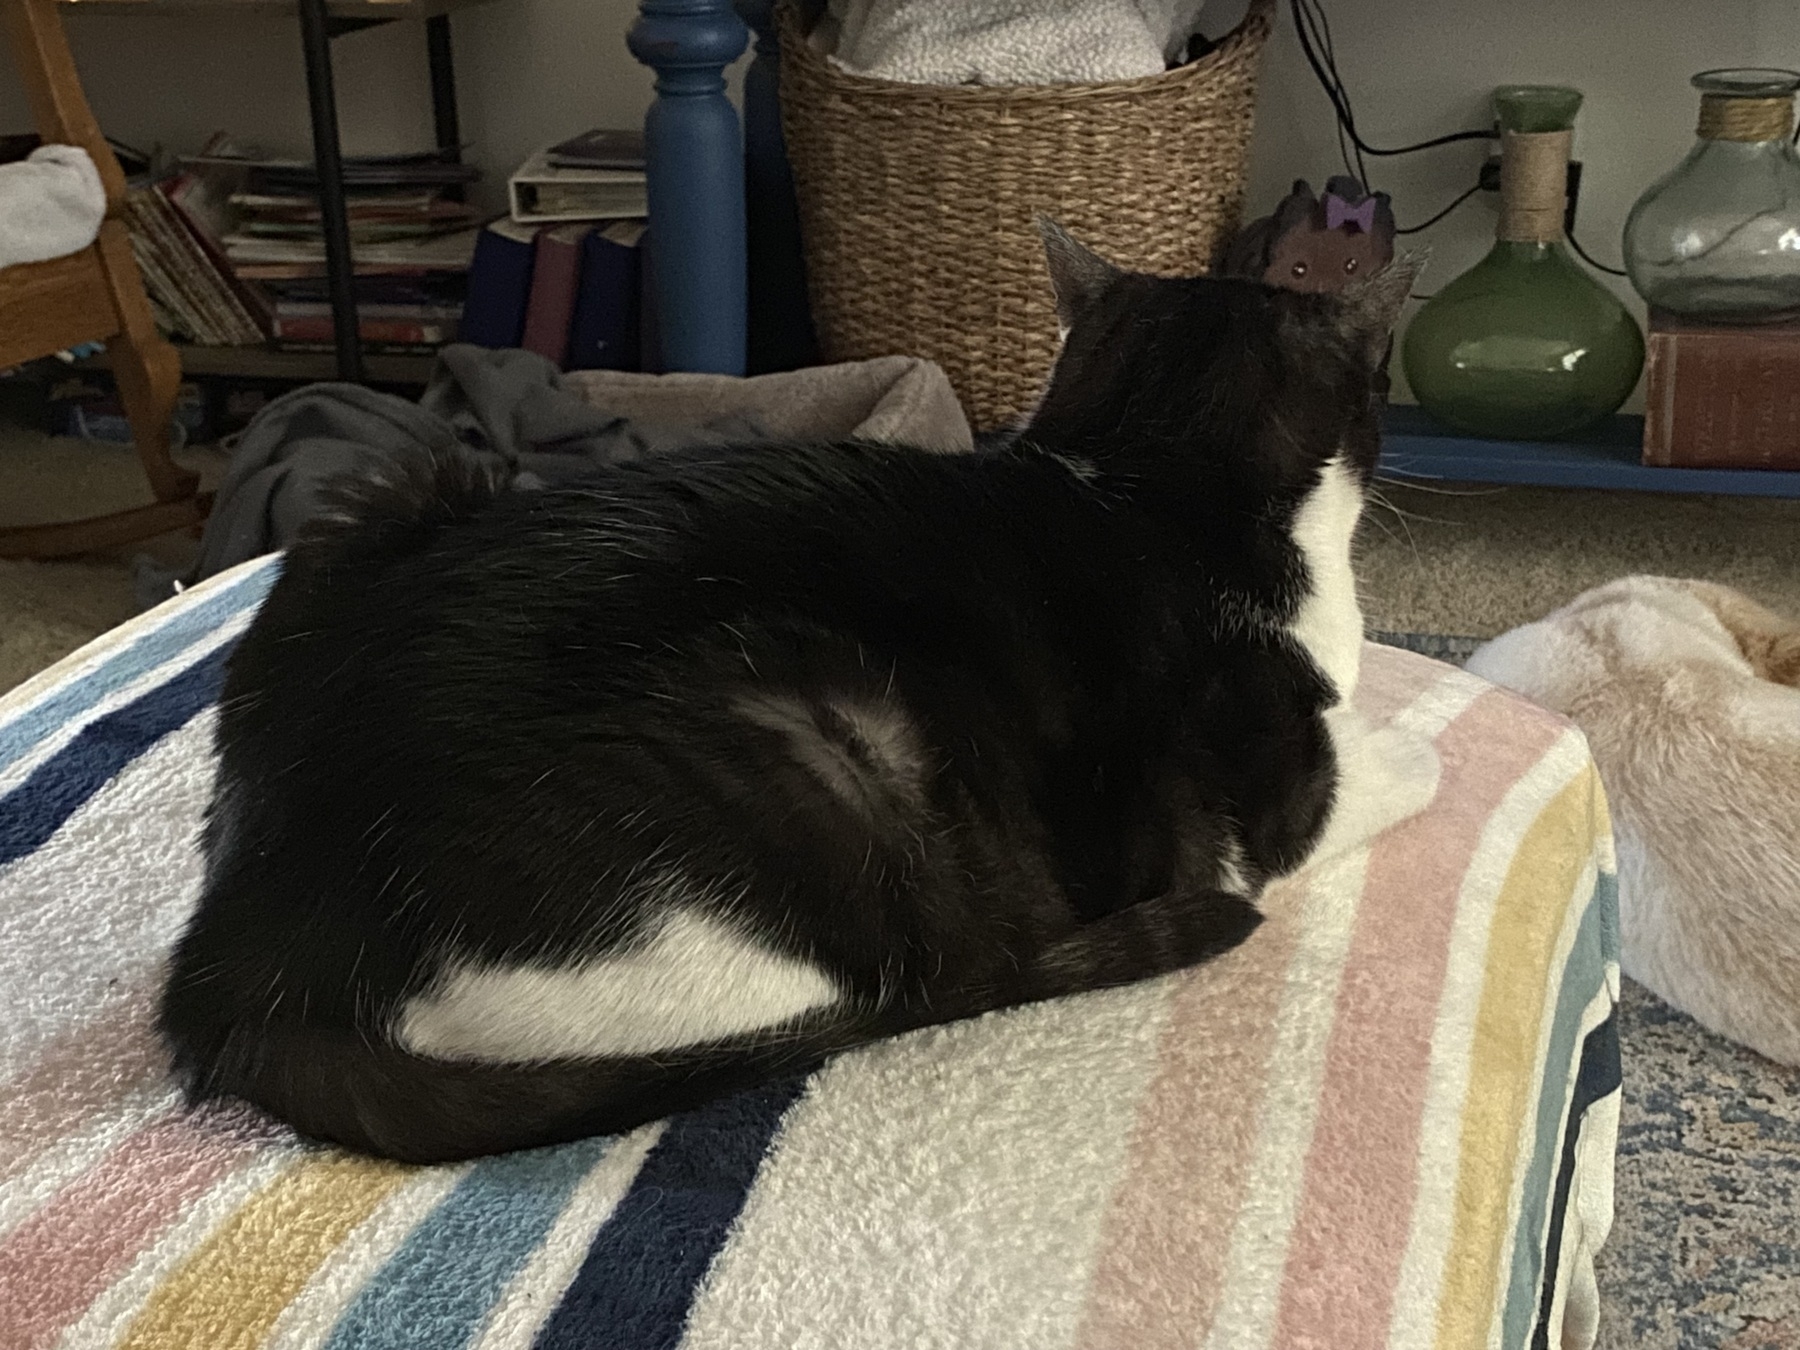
[191,139,483,352]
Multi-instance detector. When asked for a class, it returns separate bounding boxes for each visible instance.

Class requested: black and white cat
[160,225,1424,1162]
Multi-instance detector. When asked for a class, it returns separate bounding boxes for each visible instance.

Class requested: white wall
[8,0,1800,399]
[455,0,659,212]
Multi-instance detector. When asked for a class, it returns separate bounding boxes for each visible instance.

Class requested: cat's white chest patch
[1288,457,1365,700]
[397,905,842,1062]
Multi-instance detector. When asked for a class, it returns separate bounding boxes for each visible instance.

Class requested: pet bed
[0,555,1620,1350]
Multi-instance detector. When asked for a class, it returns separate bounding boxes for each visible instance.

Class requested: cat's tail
[886,887,1265,1031]
[164,891,1262,1164]
[164,1002,845,1163]
[818,889,1265,1088]
[287,442,510,569]
[1012,888,1263,1004]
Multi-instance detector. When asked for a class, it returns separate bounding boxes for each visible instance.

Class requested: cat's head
[1025,219,1417,498]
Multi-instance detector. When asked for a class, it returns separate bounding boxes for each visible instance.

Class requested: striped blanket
[0,555,1621,1350]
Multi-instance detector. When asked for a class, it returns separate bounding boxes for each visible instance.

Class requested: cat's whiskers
[1366,484,1465,529]
[1361,488,1421,561]
[1371,475,1505,499]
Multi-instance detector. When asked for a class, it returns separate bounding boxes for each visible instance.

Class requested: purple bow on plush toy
[1324,193,1378,233]
[1219,175,1397,296]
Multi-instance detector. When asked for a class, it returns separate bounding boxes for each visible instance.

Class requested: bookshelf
[59,0,495,383]
[1379,404,1800,499]
[82,344,437,384]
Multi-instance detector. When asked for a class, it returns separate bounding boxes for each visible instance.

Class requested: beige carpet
[0,422,228,694]
[2,418,1797,695]
[1359,478,1800,638]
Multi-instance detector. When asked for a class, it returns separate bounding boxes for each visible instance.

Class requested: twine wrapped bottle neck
[1497,129,1570,244]
[1696,93,1795,142]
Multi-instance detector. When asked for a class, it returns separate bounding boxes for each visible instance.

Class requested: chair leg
[0,493,212,560]
[93,220,199,504]
[108,324,196,503]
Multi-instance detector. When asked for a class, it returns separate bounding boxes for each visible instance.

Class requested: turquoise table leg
[629,0,750,375]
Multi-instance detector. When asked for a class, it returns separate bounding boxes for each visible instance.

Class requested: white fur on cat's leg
[1307,703,1441,868]
[399,902,843,1062]
[1290,457,1367,701]
[1286,455,1435,867]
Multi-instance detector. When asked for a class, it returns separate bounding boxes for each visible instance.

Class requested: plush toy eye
[1343,256,1359,274]
[1291,260,1309,278]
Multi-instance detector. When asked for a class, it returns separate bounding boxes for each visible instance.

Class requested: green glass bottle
[1402,87,1645,440]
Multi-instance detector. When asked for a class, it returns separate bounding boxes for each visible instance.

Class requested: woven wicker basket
[777,0,1275,431]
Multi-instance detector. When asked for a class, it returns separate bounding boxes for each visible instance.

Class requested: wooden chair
[0,0,209,560]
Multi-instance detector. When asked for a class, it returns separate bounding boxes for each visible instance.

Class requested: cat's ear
[1037,218,1121,330]
[1336,251,1425,363]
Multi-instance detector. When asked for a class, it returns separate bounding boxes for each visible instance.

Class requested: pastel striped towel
[0,554,1621,1350]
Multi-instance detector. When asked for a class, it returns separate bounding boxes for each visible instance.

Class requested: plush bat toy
[1221,175,1396,294]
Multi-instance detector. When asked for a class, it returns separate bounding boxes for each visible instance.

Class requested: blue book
[458,219,539,348]
[564,221,645,372]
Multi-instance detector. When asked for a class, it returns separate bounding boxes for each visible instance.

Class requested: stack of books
[260,275,468,350]
[121,168,268,347]
[193,142,483,354]
[462,129,652,371]
[113,131,655,367]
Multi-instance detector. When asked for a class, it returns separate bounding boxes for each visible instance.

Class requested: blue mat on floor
[1371,631,1483,667]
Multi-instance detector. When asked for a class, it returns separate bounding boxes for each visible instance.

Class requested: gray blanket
[166,346,971,601]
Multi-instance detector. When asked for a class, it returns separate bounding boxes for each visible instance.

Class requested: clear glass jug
[1623,68,1800,323]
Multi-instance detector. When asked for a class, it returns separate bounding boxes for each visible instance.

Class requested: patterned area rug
[1598,980,1800,1349]
[1376,632,1800,1348]
[1368,630,1484,667]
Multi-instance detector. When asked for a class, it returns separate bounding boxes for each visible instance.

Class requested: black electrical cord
[1289,0,1498,188]
[1292,0,1638,272]
[1292,0,1366,183]
[1394,181,1483,235]
[1567,230,1630,277]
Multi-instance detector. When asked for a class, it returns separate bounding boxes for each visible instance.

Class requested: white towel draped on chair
[0,144,105,271]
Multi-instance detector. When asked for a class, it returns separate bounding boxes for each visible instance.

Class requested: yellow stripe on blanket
[114,1154,412,1350]
[1434,766,1600,1350]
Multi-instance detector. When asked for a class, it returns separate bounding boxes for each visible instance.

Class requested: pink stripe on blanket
[0,992,165,1186]
[1267,694,1565,1350]
[0,1109,267,1350]
[1354,643,1458,726]
[1075,907,1300,1349]
[1076,651,1444,1347]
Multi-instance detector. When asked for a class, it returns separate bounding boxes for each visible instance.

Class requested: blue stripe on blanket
[0,559,273,775]
[323,1136,614,1350]
[534,1075,810,1350]
[1499,867,1618,1350]
[0,644,230,867]
[1530,1013,1622,1350]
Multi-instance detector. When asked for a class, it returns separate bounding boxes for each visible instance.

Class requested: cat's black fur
[160,226,1411,1162]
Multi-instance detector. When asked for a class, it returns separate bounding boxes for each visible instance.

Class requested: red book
[519,224,591,367]
[1644,310,1800,470]
[271,315,454,346]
